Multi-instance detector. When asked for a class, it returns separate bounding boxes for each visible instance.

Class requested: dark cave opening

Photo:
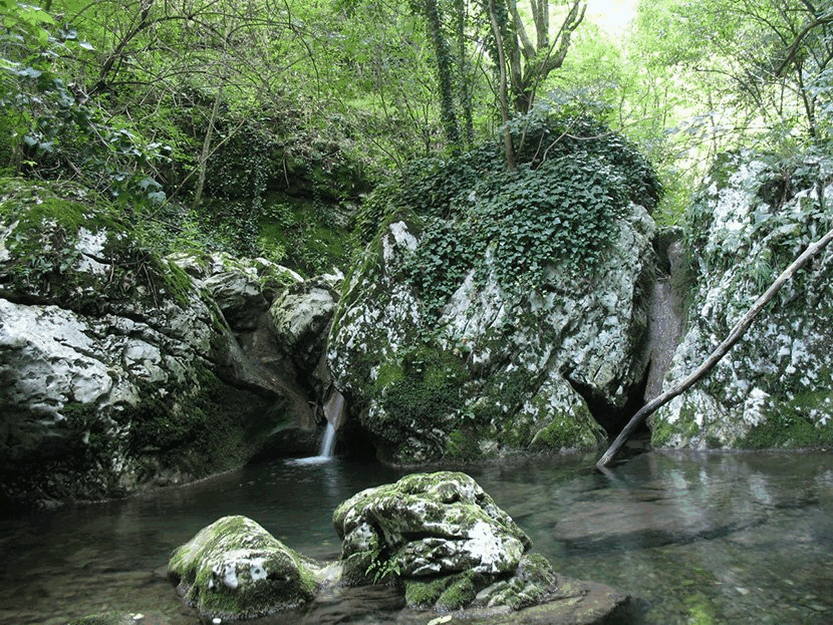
[566,367,652,443]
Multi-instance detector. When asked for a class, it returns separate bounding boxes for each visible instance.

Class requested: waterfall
[319,423,337,458]
[287,390,346,465]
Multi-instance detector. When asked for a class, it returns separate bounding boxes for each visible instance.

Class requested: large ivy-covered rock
[168,516,324,620]
[329,207,655,463]
[652,151,833,448]
[0,178,312,505]
[328,119,660,463]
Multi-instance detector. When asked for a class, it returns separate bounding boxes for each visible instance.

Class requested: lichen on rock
[651,151,833,449]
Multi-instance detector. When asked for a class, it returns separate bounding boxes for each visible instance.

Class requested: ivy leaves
[363,113,660,316]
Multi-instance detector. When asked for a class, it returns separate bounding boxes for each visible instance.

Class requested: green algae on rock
[168,515,325,620]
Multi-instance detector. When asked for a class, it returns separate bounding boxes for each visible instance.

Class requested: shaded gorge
[1,451,832,624]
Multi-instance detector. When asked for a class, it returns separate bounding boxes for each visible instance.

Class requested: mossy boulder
[333,471,565,613]
[0,178,313,505]
[168,515,324,620]
[652,151,833,449]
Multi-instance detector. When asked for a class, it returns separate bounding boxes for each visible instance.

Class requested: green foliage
[359,112,660,314]
[0,7,168,205]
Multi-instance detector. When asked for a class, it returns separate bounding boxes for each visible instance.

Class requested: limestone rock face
[328,203,656,464]
[0,179,311,505]
[652,152,833,449]
[169,252,302,331]
[269,272,341,372]
[168,516,323,620]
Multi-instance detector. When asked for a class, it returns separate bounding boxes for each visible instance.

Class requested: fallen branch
[596,222,833,469]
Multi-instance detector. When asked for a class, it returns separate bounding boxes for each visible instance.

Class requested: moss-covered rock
[329,205,655,463]
[168,515,325,620]
[334,472,531,585]
[652,151,833,449]
[0,178,313,505]
[332,471,566,614]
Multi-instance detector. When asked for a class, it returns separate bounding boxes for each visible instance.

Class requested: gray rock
[270,275,340,372]
[328,202,656,463]
[651,151,833,449]
[0,179,313,504]
[169,515,329,620]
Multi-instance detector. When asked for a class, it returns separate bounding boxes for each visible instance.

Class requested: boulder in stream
[327,117,662,464]
[169,472,629,624]
[168,515,327,620]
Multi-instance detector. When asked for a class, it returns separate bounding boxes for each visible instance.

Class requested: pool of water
[1,450,832,625]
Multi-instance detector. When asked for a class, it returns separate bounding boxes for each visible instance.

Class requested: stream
[1,451,832,625]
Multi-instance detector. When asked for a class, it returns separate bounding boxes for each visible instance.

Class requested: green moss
[436,571,484,610]
[404,576,453,607]
[445,428,483,460]
[367,344,467,461]
[740,393,833,448]
[529,407,601,451]
[403,571,488,610]
[169,515,318,619]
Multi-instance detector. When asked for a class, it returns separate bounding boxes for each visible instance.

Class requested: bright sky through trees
[588,0,637,36]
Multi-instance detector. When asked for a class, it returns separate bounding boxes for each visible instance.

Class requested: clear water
[1,451,832,625]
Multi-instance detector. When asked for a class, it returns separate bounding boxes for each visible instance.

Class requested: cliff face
[651,152,833,449]
[0,178,323,505]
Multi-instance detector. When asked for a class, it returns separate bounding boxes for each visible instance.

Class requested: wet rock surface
[652,152,833,449]
[328,204,656,464]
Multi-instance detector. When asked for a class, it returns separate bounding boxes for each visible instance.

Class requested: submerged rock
[652,151,833,449]
[0,179,313,505]
[168,516,326,620]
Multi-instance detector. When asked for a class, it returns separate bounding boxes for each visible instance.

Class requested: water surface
[1,451,831,625]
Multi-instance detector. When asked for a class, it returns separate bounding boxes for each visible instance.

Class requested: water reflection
[0,451,831,625]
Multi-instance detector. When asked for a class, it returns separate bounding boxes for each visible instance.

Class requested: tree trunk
[596,221,833,469]
[192,83,223,210]
[423,0,461,147]
[486,0,517,171]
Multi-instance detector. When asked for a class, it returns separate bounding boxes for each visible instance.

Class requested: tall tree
[502,0,587,112]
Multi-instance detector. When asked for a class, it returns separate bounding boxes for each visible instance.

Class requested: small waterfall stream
[288,389,346,465]
[318,423,336,457]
